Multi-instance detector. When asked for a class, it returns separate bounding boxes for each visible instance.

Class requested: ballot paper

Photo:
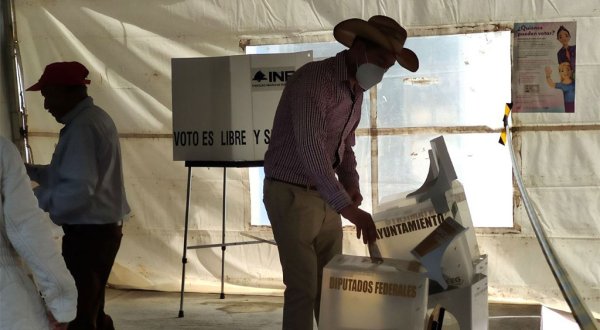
[411,217,467,290]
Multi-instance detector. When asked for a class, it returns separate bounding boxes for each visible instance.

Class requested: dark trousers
[62,223,123,330]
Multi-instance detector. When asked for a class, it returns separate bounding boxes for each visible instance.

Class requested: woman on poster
[556,25,575,72]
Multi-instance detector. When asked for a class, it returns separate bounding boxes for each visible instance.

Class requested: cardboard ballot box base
[319,254,428,330]
[427,255,489,330]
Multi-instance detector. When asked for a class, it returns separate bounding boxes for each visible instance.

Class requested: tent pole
[0,0,31,161]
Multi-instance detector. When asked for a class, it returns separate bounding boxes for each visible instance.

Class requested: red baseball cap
[26,61,91,91]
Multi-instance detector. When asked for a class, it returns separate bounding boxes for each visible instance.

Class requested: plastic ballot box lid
[319,254,428,330]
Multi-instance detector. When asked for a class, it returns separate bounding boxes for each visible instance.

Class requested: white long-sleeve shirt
[27,97,130,225]
[0,136,77,329]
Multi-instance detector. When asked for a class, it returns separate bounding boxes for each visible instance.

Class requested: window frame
[242,22,519,235]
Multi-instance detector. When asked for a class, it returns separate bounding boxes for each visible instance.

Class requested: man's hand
[24,163,39,182]
[340,205,377,244]
[47,311,68,330]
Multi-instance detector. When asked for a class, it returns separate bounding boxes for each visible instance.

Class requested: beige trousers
[263,179,343,330]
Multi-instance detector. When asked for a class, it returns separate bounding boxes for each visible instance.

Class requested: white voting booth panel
[319,254,428,330]
[172,51,312,162]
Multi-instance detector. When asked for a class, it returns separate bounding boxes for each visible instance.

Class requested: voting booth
[171,52,312,315]
[172,51,312,164]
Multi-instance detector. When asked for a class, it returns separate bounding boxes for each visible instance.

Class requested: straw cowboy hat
[334,15,419,72]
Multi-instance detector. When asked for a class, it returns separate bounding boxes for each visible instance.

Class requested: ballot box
[373,136,480,289]
[319,254,428,330]
[426,255,488,330]
[367,136,488,329]
[373,180,479,289]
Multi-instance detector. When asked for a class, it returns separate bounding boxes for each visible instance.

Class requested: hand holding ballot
[341,205,378,244]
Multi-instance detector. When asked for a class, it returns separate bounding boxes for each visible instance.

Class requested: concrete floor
[105,288,552,329]
[106,288,284,330]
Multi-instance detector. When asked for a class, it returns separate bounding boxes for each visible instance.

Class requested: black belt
[62,221,123,234]
[268,177,317,190]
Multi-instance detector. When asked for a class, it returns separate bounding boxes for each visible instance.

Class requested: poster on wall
[172,51,312,165]
[513,21,576,113]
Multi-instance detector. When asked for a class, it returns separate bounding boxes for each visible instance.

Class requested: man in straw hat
[263,15,418,329]
[25,61,130,330]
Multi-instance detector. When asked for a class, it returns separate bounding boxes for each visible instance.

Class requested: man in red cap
[26,61,130,330]
[263,15,418,329]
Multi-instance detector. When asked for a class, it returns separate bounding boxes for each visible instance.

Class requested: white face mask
[356,62,386,91]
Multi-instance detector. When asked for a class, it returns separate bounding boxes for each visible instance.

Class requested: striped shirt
[264,50,363,212]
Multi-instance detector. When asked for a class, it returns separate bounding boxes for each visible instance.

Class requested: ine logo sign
[251,67,295,91]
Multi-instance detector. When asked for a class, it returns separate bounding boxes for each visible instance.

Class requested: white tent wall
[10,0,600,314]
